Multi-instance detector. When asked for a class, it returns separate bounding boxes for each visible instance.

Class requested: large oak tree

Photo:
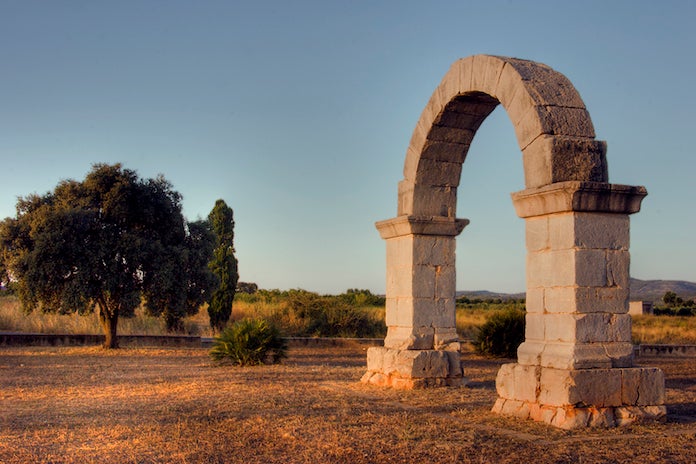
[0,163,215,348]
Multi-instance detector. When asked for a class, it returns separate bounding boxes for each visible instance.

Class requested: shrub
[653,306,674,316]
[677,307,694,317]
[284,289,385,338]
[210,318,287,366]
[473,309,526,358]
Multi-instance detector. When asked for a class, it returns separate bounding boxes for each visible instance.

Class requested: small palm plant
[210,318,287,366]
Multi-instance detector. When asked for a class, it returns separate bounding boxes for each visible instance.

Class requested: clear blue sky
[1,1,694,294]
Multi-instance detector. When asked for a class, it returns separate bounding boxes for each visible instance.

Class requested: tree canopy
[207,199,239,331]
[0,163,215,348]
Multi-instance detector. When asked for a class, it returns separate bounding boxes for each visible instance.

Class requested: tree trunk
[98,299,120,349]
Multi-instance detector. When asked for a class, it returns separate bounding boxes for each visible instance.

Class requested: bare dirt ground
[1,343,695,464]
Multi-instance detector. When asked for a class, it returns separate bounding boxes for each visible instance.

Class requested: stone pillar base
[492,399,666,430]
[361,346,467,389]
[493,363,666,429]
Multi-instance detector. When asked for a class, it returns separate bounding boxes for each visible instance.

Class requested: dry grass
[6,294,696,346]
[0,296,209,337]
[1,344,696,463]
[632,315,696,344]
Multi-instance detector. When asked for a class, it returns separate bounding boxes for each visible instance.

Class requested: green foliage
[210,318,287,366]
[236,282,258,294]
[207,199,239,331]
[0,163,214,347]
[473,309,526,358]
[677,307,694,317]
[456,296,526,310]
[654,291,695,317]
[339,289,386,307]
[663,291,682,308]
[286,289,385,337]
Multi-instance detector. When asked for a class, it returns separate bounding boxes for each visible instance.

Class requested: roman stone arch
[362,55,666,429]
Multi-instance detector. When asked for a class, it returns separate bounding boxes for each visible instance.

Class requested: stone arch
[362,55,666,429]
[399,54,607,219]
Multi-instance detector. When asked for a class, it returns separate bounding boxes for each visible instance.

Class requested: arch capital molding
[511,181,648,218]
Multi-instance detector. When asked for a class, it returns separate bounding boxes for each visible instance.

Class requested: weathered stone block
[415,158,463,187]
[523,313,631,345]
[362,347,466,389]
[522,136,607,189]
[444,349,463,377]
[513,364,540,403]
[427,125,475,146]
[387,297,454,328]
[575,313,632,343]
[574,249,609,287]
[620,368,640,405]
[614,406,667,426]
[495,363,517,399]
[409,184,457,217]
[526,251,553,288]
[495,62,525,109]
[538,106,596,139]
[433,327,459,349]
[603,342,634,367]
[525,287,544,313]
[606,250,630,288]
[439,58,468,98]
[544,287,576,313]
[433,298,457,328]
[540,342,612,369]
[385,266,410,299]
[365,346,387,372]
[539,368,622,407]
[505,85,540,149]
[525,313,545,341]
[639,368,665,405]
[471,54,506,96]
[620,367,665,406]
[516,340,544,366]
[544,314,576,342]
[545,286,629,314]
[553,407,590,429]
[499,398,529,418]
[525,216,549,252]
[548,212,629,251]
[420,139,470,165]
[588,408,617,428]
[394,349,449,379]
[384,326,434,350]
[434,265,456,299]
[413,236,456,267]
[383,298,400,327]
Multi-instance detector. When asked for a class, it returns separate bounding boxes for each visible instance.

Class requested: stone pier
[491,182,666,429]
[361,215,468,388]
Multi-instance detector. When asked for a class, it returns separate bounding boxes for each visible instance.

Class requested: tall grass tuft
[472,309,526,358]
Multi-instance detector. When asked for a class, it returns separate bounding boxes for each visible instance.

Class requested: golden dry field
[5,294,696,344]
[1,343,696,464]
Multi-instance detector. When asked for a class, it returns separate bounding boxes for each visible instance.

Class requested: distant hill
[455,290,525,300]
[455,278,696,304]
[629,278,696,304]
